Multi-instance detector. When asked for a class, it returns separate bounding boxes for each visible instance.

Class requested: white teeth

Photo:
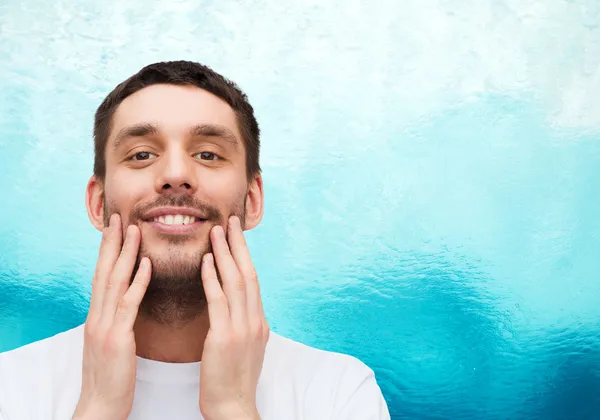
[153,215,198,225]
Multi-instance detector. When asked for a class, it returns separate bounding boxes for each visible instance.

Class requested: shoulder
[262,331,390,419]
[265,330,374,378]
[0,324,85,418]
[0,323,85,365]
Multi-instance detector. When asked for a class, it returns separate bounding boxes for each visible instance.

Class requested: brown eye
[131,151,156,161]
[196,152,219,161]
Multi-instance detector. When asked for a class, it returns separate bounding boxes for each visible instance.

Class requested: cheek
[104,176,148,222]
[203,178,245,205]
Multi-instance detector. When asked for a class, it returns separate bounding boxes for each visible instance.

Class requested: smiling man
[0,61,390,420]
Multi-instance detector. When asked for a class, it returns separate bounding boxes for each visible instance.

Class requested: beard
[103,193,246,326]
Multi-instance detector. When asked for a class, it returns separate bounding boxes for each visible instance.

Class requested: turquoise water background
[1,1,600,419]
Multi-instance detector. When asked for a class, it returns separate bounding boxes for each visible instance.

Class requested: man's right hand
[72,213,151,420]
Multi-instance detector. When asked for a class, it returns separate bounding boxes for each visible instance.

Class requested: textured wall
[1,1,599,418]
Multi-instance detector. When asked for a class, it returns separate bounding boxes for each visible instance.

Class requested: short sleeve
[333,367,391,420]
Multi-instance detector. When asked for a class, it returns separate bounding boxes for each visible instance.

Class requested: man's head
[85,61,264,325]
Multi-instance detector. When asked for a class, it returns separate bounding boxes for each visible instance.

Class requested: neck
[133,309,210,363]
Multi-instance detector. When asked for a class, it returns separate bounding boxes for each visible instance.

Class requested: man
[0,61,390,419]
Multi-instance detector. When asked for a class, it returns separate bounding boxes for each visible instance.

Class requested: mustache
[129,195,222,223]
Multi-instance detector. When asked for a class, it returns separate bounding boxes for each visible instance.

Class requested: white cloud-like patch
[1,0,598,132]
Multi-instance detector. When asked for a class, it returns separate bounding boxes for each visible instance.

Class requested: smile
[141,207,209,235]
[147,218,205,235]
[146,217,206,235]
[152,215,197,225]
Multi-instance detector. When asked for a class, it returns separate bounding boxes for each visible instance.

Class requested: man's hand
[73,214,152,420]
[199,215,270,420]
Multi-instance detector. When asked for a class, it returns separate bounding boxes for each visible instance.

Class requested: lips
[143,206,207,221]
[146,218,206,235]
[142,207,208,235]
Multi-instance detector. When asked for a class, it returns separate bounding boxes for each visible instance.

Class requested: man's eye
[131,151,156,161]
[196,152,219,161]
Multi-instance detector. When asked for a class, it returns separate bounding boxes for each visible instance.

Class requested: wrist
[205,415,259,420]
[72,408,106,420]
[202,405,260,420]
[72,400,129,420]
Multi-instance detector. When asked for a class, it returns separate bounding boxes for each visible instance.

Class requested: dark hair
[93,60,261,181]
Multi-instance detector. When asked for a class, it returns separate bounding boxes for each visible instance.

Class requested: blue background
[1,1,600,419]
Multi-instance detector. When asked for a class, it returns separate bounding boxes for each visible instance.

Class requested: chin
[144,253,202,285]
[141,235,209,254]
[149,248,205,265]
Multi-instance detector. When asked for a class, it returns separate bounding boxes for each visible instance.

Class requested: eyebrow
[113,123,159,150]
[112,123,239,150]
[190,124,239,150]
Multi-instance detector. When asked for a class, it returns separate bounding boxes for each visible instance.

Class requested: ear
[86,175,105,232]
[243,173,264,231]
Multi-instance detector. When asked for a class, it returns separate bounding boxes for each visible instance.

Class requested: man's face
[87,84,261,322]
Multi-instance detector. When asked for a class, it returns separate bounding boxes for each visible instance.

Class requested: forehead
[109,84,241,144]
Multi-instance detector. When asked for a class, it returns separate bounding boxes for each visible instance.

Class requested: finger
[115,257,152,330]
[210,224,247,327]
[89,214,122,321]
[226,216,264,323]
[101,224,141,322]
[201,253,230,331]
[260,298,270,341]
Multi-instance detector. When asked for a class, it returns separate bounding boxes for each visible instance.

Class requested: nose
[155,149,198,195]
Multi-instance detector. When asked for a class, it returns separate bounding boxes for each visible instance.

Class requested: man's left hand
[199,215,269,420]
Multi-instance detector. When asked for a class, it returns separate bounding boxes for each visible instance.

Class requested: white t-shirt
[0,324,390,419]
